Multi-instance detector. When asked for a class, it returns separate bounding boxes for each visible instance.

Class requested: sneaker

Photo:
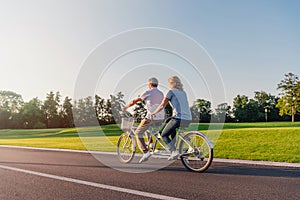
[139,151,151,163]
[168,150,179,161]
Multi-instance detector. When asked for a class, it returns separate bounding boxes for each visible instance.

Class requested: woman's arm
[151,97,170,116]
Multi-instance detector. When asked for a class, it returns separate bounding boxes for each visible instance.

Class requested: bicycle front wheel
[179,132,213,172]
[117,132,136,163]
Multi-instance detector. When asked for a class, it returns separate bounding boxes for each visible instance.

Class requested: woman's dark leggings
[160,118,181,151]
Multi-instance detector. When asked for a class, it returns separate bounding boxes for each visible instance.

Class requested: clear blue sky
[0,0,299,107]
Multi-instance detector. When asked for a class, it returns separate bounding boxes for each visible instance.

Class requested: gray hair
[148,77,158,87]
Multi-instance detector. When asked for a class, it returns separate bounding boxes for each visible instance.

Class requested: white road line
[0,164,185,200]
[1,145,300,168]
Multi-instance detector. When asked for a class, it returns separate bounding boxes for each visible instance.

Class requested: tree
[109,92,125,124]
[276,73,300,122]
[60,96,74,128]
[42,91,61,128]
[0,91,24,113]
[73,96,98,127]
[22,98,45,129]
[95,95,107,125]
[233,95,260,122]
[254,91,277,122]
[214,103,233,122]
[244,99,260,122]
[190,99,212,122]
[233,95,247,122]
[133,101,147,122]
[104,99,113,124]
[0,91,24,128]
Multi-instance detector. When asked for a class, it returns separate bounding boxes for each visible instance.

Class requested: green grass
[196,121,300,131]
[0,126,122,152]
[0,122,299,163]
[212,127,300,163]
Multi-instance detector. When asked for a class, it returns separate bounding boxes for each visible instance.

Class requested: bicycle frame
[146,127,192,156]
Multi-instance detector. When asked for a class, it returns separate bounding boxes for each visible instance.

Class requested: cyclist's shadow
[204,162,300,178]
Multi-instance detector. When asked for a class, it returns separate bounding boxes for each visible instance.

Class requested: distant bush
[33,122,47,129]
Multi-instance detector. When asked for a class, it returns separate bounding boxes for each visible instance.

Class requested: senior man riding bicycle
[122,77,165,163]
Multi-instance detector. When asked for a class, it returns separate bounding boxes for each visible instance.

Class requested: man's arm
[122,97,142,111]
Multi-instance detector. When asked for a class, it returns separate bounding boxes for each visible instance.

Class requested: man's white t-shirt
[140,87,165,120]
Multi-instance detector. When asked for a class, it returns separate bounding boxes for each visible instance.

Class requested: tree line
[0,73,299,129]
[201,72,300,123]
[0,90,127,129]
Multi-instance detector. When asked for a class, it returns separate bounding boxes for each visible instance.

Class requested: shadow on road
[206,162,300,178]
[0,160,186,173]
[0,161,299,178]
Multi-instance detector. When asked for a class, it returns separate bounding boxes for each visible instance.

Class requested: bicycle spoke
[117,133,135,163]
[179,132,213,172]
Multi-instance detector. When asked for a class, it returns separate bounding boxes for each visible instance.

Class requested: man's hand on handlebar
[122,106,128,112]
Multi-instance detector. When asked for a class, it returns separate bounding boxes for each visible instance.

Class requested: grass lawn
[0,126,121,152]
[0,122,299,163]
[213,127,300,163]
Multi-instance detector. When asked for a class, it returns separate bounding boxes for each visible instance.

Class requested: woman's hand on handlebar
[149,113,155,120]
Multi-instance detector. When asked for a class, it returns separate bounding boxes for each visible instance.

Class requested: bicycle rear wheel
[117,132,136,163]
[179,132,213,172]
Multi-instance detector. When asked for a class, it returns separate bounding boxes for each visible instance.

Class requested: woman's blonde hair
[168,76,183,90]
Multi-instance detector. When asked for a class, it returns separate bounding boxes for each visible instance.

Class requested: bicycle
[117,113,214,172]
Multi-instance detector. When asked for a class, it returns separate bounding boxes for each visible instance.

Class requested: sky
[0,0,299,107]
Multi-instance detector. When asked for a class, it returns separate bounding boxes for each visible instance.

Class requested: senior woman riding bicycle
[122,77,165,163]
[151,76,192,161]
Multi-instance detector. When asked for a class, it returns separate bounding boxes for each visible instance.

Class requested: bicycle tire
[117,132,136,163]
[179,132,213,172]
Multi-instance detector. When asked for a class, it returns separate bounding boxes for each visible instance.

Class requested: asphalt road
[0,146,299,200]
